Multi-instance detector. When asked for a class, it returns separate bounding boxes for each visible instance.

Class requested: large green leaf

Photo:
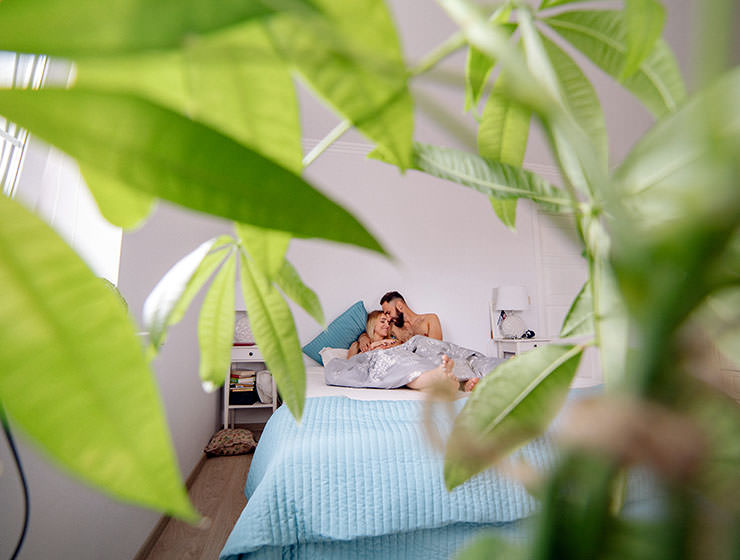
[621,0,666,80]
[0,89,384,253]
[489,197,518,231]
[234,223,291,282]
[75,20,303,173]
[0,196,196,520]
[239,253,306,420]
[614,66,740,234]
[478,69,532,167]
[539,0,606,8]
[560,281,594,337]
[464,17,515,111]
[0,0,316,56]
[403,142,571,212]
[143,236,233,348]
[595,257,629,385]
[454,532,526,559]
[696,287,740,369]
[267,1,413,168]
[519,8,563,104]
[541,34,608,168]
[478,67,530,231]
[276,260,326,327]
[445,344,583,489]
[545,10,686,118]
[198,253,237,391]
[79,163,155,230]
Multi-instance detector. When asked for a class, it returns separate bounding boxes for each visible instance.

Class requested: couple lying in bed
[325,293,503,393]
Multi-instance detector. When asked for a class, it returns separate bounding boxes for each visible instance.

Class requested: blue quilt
[220,396,558,559]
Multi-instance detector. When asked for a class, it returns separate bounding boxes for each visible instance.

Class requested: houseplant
[0,0,737,557]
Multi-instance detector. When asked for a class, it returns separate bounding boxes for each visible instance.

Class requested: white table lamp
[494,285,529,339]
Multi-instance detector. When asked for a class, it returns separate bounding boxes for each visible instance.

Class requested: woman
[325,310,503,392]
[346,310,400,358]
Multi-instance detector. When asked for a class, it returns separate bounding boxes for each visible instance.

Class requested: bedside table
[223,344,278,429]
[494,338,551,359]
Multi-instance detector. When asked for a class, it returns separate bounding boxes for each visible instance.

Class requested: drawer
[231,346,263,361]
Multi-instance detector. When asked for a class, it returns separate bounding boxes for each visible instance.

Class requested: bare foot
[462,377,480,392]
[407,355,457,393]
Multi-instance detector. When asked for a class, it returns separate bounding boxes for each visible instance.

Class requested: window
[1,52,123,283]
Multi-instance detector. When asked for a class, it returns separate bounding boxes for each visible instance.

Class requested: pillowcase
[319,347,349,365]
[204,428,256,456]
[302,301,367,365]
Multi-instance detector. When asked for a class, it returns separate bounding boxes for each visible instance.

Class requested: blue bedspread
[220,396,558,559]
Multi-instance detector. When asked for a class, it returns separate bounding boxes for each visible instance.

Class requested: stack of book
[229,363,258,404]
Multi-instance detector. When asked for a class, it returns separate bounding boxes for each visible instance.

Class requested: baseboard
[132,453,208,560]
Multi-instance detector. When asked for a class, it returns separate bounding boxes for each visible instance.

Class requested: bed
[219,367,634,559]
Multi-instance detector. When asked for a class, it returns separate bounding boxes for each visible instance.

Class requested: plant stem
[302,120,352,168]
[408,32,467,78]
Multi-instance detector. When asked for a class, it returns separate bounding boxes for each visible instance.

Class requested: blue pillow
[302,301,368,365]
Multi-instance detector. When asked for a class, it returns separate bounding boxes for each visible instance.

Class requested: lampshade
[494,285,529,311]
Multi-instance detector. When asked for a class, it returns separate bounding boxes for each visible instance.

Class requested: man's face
[382,300,404,328]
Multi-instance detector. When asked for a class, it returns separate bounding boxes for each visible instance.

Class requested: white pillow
[319,347,348,365]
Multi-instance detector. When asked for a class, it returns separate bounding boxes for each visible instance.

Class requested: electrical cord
[0,402,29,560]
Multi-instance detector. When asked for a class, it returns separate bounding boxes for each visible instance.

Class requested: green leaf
[267,1,413,168]
[0,0,316,56]
[275,259,326,327]
[465,47,496,112]
[197,253,237,392]
[539,0,605,8]
[79,163,155,229]
[621,0,666,80]
[545,10,686,117]
[541,33,608,168]
[464,18,515,111]
[697,287,740,368]
[595,257,629,385]
[402,142,571,212]
[0,89,384,253]
[614,67,740,228]
[234,223,291,282]
[519,8,563,104]
[478,69,532,166]
[74,20,303,173]
[489,197,518,231]
[454,531,525,559]
[560,281,594,337]
[239,253,305,420]
[143,236,233,348]
[0,195,196,520]
[444,344,583,489]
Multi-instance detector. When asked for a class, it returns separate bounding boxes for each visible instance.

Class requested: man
[357,291,442,351]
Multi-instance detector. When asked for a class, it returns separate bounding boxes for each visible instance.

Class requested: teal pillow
[302,301,368,365]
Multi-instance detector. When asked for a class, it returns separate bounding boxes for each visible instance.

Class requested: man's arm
[347,341,360,358]
[426,314,443,340]
[357,332,371,352]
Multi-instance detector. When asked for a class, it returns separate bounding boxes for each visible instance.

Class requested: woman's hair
[366,310,385,337]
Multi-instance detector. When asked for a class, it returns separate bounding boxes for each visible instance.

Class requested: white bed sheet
[305,366,433,401]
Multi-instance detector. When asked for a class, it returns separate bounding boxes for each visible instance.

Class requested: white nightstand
[493,338,551,359]
[223,345,278,429]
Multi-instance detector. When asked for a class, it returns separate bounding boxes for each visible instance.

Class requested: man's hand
[358,332,371,352]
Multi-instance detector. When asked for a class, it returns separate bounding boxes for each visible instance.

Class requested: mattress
[219,396,551,559]
[220,380,650,559]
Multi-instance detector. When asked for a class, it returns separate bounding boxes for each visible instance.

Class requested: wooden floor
[137,425,262,560]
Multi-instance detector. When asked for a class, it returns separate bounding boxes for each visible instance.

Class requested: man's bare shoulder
[417,313,442,339]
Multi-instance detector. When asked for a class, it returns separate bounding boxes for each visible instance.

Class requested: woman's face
[374,313,391,337]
